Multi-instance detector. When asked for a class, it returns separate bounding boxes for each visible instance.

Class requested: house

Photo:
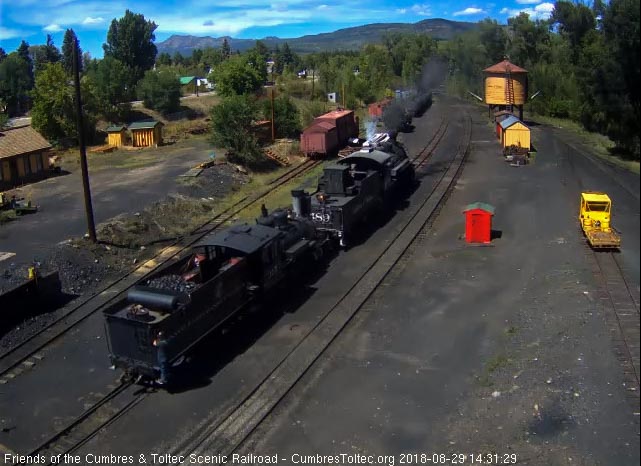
[0,125,52,189]
[180,76,199,94]
[105,125,127,147]
[499,116,530,151]
[129,121,164,148]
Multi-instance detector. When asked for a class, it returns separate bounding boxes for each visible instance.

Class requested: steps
[264,149,290,166]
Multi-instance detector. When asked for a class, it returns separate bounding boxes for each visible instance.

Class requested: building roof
[180,76,196,85]
[129,121,163,130]
[463,202,495,214]
[484,60,528,74]
[499,115,528,130]
[105,125,127,132]
[197,223,280,254]
[0,125,52,160]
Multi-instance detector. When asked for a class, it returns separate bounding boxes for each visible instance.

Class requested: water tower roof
[484,60,527,73]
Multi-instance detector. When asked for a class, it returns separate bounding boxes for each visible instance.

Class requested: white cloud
[516,0,541,4]
[453,7,485,16]
[501,2,554,19]
[43,23,63,32]
[82,16,104,25]
[317,4,328,9]
[410,4,431,16]
[396,8,408,14]
[0,26,24,40]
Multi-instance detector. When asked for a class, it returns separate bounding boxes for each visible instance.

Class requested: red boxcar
[314,110,358,146]
[300,121,339,157]
[368,98,391,118]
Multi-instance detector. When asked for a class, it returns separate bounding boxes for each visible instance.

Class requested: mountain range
[157,18,477,56]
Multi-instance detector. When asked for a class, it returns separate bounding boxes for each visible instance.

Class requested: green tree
[157,52,172,66]
[262,95,301,138]
[0,53,33,115]
[221,38,231,60]
[210,94,262,165]
[212,55,263,96]
[61,29,81,75]
[85,56,133,121]
[0,48,6,62]
[136,69,181,114]
[478,18,508,63]
[31,35,62,75]
[103,10,158,85]
[31,62,97,144]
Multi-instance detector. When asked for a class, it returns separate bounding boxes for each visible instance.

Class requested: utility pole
[271,88,275,142]
[73,36,97,243]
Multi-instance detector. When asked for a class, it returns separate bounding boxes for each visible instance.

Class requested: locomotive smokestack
[261,204,269,217]
[291,190,311,217]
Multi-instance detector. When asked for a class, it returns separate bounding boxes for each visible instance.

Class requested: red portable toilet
[463,202,495,243]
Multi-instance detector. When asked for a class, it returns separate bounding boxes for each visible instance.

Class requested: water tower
[483,58,528,120]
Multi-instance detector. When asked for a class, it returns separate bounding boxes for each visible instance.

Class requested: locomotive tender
[103,207,329,384]
[305,134,415,246]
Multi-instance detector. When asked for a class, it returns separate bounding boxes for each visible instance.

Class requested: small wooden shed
[105,125,127,147]
[129,121,163,148]
[499,116,530,151]
[463,202,495,244]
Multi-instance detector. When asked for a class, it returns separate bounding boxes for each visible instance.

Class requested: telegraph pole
[271,88,275,142]
[73,37,97,242]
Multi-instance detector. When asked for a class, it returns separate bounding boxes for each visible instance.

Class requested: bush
[262,95,301,138]
[301,100,328,127]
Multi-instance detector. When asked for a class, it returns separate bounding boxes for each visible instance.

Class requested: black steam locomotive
[103,207,329,384]
[304,134,415,246]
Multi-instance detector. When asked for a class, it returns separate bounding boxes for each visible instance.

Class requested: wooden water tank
[483,60,528,106]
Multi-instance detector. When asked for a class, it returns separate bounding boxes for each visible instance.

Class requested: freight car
[300,109,359,158]
[303,134,415,247]
[103,207,329,384]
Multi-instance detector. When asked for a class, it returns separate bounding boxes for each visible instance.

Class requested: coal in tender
[145,274,197,294]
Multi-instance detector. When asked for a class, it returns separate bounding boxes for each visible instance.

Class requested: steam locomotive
[103,206,329,384]
[304,133,415,246]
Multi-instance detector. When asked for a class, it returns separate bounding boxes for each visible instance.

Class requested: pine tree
[62,29,81,75]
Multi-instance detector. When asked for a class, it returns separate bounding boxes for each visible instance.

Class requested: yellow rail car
[579,192,621,249]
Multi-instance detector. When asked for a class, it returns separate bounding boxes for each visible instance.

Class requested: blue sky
[0,0,555,58]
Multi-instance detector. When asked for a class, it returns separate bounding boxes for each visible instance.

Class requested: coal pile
[177,163,249,199]
[146,274,197,294]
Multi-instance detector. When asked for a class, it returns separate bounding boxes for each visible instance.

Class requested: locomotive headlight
[316,193,326,203]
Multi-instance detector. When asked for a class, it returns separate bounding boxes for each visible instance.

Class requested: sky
[0,0,555,58]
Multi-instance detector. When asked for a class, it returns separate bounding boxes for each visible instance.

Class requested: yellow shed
[129,121,164,148]
[106,125,127,147]
[499,116,530,151]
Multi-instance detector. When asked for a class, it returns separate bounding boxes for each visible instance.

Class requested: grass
[476,353,512,387]
[0,210,17,224]
[529,114,640,174]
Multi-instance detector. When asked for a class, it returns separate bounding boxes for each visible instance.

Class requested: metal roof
[196,223,280,254]
[180,76,196,85]
[499,116,526,130]
[128,121,163,130]
[463,202,495,214]
[483,60,528,73]
[0,125,51,160]
[581,192,611,202]
[105,125,127,132]
[304,122,336,133]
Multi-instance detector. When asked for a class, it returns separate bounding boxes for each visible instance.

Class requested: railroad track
[162,112,472,463]
[0,158,323,384]
[587,247,640,399]
[3,109,467,463]
[411,117,449,170]
[24,382,147,464]
[267,158,322,186]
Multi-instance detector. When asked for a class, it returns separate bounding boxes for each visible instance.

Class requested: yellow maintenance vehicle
[579,192,621,249]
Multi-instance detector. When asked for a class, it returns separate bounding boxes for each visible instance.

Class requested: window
[586,202,610,212]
